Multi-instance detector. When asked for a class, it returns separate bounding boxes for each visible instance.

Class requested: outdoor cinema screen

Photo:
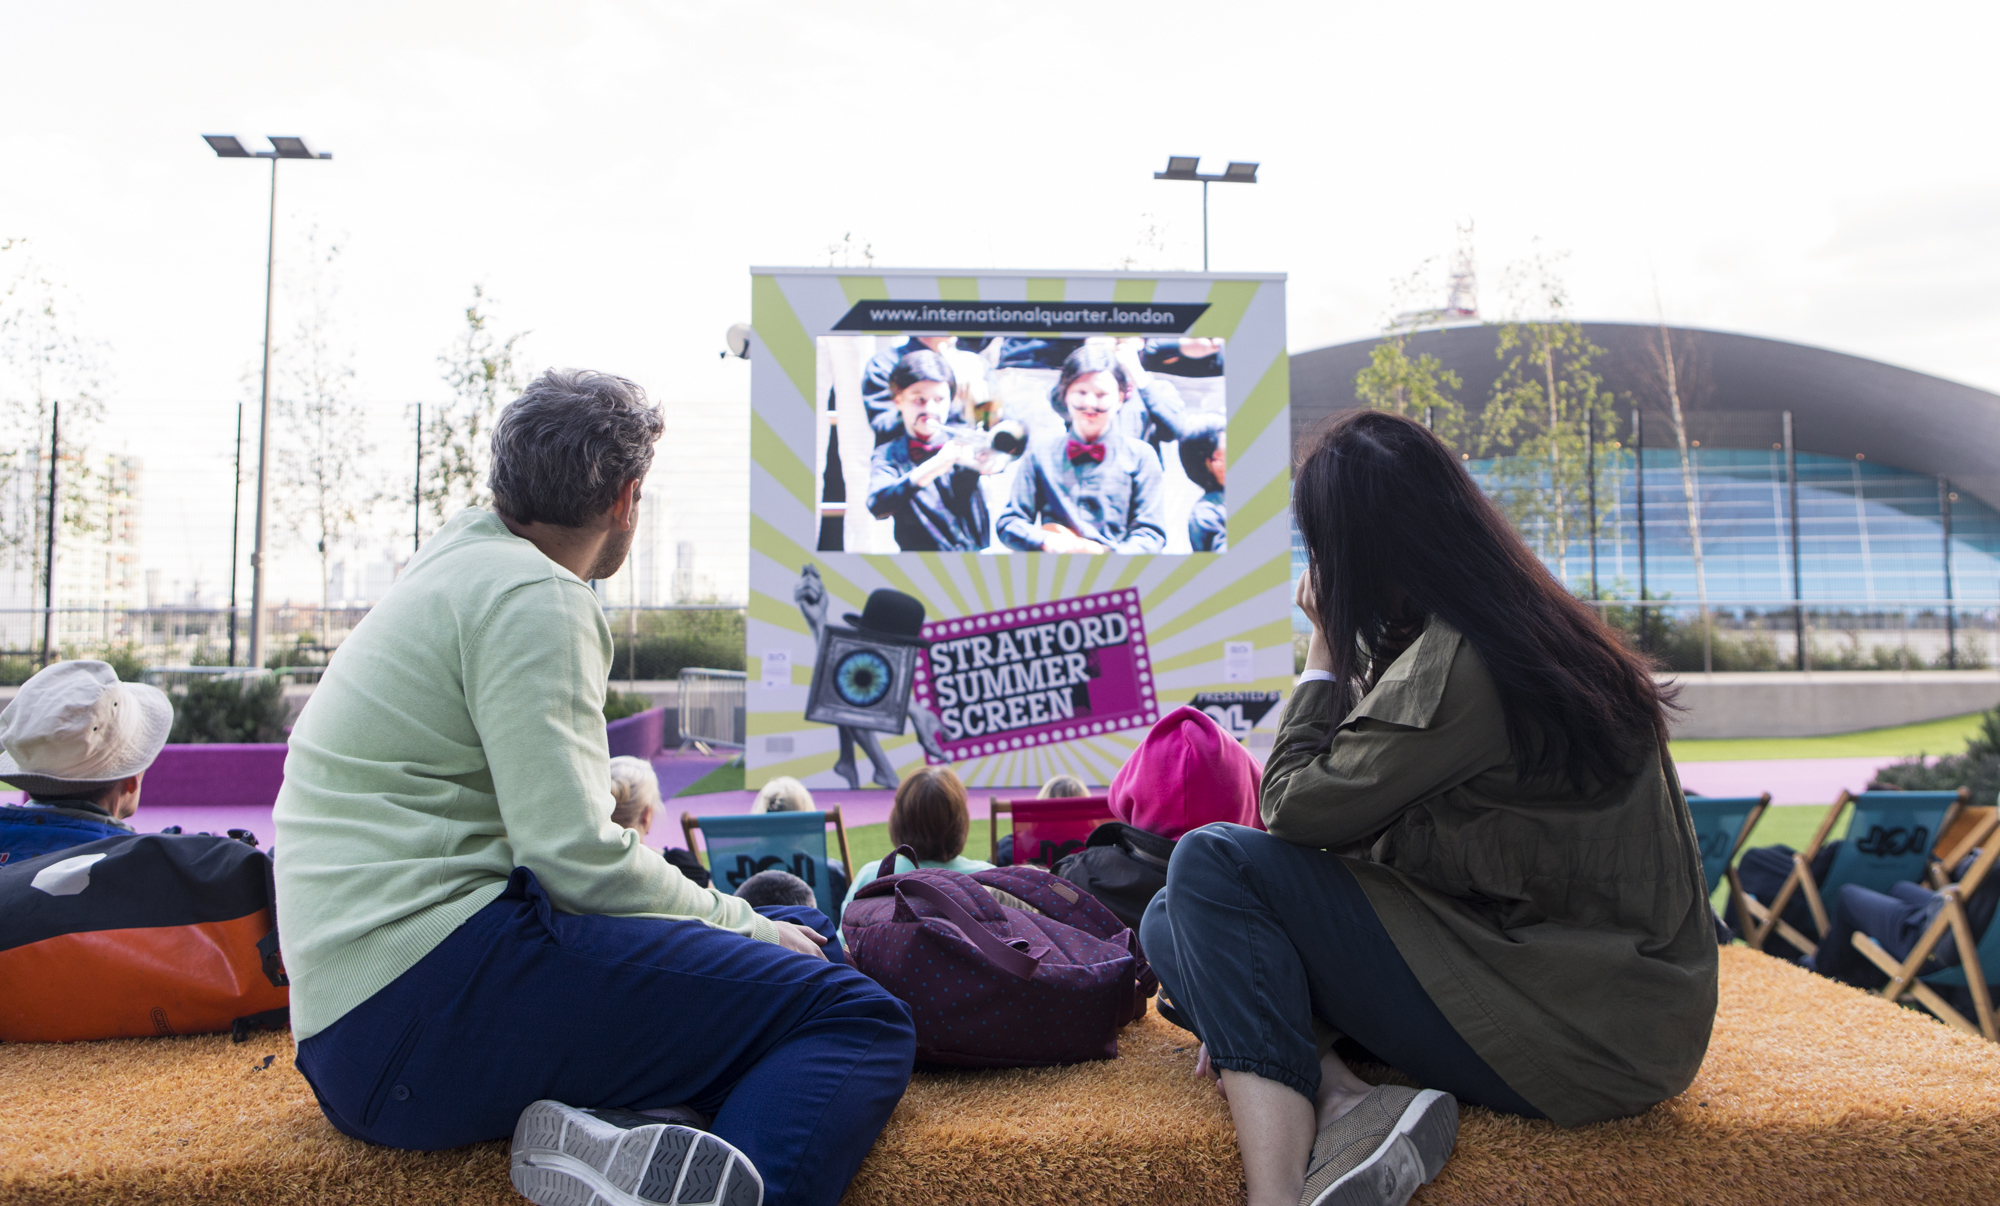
[747,268,1291,791]
[813,335,1229,556]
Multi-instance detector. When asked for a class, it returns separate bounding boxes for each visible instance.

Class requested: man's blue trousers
[295,868,915,1206]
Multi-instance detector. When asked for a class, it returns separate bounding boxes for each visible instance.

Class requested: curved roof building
[1287,323,2000,649]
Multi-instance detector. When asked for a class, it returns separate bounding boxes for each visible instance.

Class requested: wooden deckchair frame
[1851,810,2000,1041]
[989,797,1009,865]
[1704,793,1771,933]
[1740,788,1967,958]
[679,805,853,888]
[1929,805,1997,888]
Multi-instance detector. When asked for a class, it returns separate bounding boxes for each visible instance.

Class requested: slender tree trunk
[1658,325,1712,673]
[1544,342,1566,582]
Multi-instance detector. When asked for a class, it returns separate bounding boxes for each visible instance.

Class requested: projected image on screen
[812,335,1227,556]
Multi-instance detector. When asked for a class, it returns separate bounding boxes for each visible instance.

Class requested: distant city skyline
[2,0,1994,608]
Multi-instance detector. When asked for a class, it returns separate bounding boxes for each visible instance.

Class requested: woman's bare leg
[1315,1049,1376,1130]
[1218,1069,1316,1206]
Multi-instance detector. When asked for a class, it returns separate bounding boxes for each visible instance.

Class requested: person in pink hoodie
[1053,706,1264,933]
[1108,705,1264,839]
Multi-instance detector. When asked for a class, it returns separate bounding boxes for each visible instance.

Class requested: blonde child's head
[1038,774,1088,798]
[888,766,970,863]
[753,775,814,814]
[608,756,662,835]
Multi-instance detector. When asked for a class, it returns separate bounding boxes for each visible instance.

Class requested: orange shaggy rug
[3,946,1998,1205]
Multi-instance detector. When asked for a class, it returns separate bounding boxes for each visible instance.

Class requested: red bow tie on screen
[1066,439,1107,465]
[908,440,943,464]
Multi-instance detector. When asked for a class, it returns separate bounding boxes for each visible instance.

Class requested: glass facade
[1289,449,2000,657]
[1473,449,2000,606]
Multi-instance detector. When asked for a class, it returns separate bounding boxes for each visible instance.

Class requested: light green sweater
[274,509,777,1041]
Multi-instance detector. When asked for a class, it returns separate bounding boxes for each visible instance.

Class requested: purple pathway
[1674,756,1900,806]
[32,750,1901,853]
[648,751,732,799]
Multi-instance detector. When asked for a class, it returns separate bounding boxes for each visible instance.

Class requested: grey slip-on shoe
[1299,1085,1458,1206]
[511,1099,763,1206]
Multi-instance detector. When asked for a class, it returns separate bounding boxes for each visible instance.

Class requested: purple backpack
[844,846,1156,1066]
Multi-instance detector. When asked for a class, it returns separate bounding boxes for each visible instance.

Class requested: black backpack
[1053,821,1176,932]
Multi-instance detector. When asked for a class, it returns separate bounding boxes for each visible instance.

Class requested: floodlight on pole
[1152,156,1259,272]
[203,134,332,669]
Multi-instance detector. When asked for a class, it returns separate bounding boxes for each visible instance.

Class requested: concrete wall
[1664,671,2000,739]
[4,674,1992,746]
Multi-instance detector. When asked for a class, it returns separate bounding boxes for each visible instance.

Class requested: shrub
[608,609,744,680]
[0,656,35,687]
[167,674,289,744]
[1870,703,2000,800]
[1592,597,1989,673]
[96,643,148,682]
[1596,600,1783,672]
[189,643,232,667]
[265,633,328,671]
[603,689,653,722]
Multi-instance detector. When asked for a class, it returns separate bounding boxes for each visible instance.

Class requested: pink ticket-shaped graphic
[911,588,1157,764]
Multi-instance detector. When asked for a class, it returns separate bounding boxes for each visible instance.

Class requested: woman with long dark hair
[1140,410,1715,1206]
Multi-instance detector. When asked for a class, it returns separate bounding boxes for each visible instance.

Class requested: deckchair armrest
[990,797,1012,863]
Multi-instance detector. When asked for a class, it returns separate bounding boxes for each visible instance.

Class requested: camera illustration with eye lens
[804,587,925,733]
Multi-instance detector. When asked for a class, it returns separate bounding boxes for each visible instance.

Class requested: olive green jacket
[1263,619,1716,1127]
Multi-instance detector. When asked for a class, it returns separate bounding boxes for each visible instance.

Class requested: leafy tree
[0,241,109,601]
[1477,253,1616,584]
[1354,337,1468,449]
[276,230,379,615]
[422,285,528,526]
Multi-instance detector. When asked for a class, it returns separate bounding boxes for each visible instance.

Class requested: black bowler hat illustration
[842,590,927,646]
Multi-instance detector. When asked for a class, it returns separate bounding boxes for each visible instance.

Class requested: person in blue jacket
[0,660,173,866]
[996,345,1167,554]
[1178,414,1228,552]
[866,351,990,552]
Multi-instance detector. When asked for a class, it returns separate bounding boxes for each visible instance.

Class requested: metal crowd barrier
[677,668,746,751]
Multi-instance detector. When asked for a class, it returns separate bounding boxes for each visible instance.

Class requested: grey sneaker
[510,1099,763,1206]
[1298,1085,1457,1206]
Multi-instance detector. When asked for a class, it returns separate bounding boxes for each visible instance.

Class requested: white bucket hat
[0,660,174,795]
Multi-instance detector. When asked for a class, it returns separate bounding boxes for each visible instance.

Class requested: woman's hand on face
[1295,574,1336,673]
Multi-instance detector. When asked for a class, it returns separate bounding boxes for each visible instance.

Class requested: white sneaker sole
[510,1100,763,1206]
[1305,1088,1458,1206]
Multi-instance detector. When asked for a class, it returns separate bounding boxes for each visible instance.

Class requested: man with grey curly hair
[275,368,915,1206]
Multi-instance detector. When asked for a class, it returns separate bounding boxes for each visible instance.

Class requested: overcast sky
[2,0,1995,604]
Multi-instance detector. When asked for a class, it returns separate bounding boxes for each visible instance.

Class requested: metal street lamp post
[1153,156,1259,272]
[203,134,332,671]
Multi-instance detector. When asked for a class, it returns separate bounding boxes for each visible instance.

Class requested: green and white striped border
[746,268,1291,790]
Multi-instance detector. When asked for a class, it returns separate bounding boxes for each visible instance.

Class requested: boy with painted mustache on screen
[865,350,993,552]
[996,345,1168,555]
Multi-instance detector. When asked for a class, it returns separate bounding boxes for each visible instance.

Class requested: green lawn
[837,819,1012,874]
[674,761,744,797]
[1670,711,1989,763]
